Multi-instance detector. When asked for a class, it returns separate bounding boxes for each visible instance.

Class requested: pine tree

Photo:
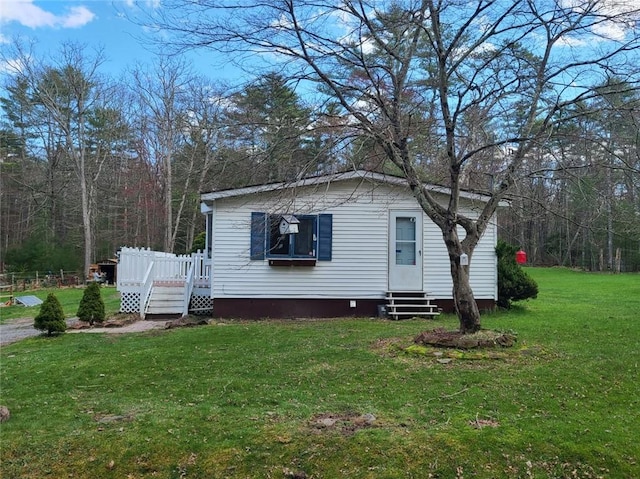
[77,282,105,325]
[34,293,67,336]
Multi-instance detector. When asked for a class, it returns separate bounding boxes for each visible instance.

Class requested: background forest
[1,39,639,277]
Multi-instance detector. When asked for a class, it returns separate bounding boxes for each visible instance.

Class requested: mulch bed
[414,328,516,349]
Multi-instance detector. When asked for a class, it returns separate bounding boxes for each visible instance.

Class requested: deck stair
[145,282,186,318]
[386,291,441,320]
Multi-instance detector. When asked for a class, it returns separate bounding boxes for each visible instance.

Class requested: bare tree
[172,79,230,252]
[87,88,137,260]
[130,57,193,252]
[137,1,640,331]
[4,41,111,278]
[501,79,640,271]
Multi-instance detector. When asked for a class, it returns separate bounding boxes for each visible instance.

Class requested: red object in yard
[516,249,527,265]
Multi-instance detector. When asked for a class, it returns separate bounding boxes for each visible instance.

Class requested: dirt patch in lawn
[309,411,377,436]
[68,313,141,329]
[369,329,545,365]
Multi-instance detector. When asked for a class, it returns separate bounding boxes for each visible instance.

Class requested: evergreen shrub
[77,282,106,325]
[496,240,539,308]
[34,293,67,336]
[191,231,206,253]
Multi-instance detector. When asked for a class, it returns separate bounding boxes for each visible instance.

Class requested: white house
[198,170,502,319]
[117,170,503,319]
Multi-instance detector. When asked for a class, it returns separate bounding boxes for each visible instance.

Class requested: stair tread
[388,299,435,306]
[387,290,432,293]
[389,313,440,319]
[385,290,441,320]
[144,284,188,318]
[388,307,439,312]
[142,285,208,318]
[389,311,441,315]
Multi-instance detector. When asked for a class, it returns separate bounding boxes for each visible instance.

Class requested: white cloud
[0,0,95,29]
[270,13,294,31]
[123,0,161,8]
[61,6,95,28]
[556,36,588,47]
[555,0,639,45]
[560,0,639,17]
[0,57,27,75]
[591,19,628,41]
[596,0,640,17]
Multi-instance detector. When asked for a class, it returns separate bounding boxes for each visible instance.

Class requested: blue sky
[1,0,638,90]
[0,0,241,81]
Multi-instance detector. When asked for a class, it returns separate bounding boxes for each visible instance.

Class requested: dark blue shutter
[317,214,332,261]
[250,212,266,260]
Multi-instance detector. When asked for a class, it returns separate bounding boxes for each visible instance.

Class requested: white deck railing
[183,262,195,317]
[117,247,210,288]
[191,251,211,288]
[116,248,212,318]
[139,261,155,318]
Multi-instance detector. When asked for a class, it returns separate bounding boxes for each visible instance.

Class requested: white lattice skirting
[120,291,212,315]
[120,292,141,313]
[190,295,213,315]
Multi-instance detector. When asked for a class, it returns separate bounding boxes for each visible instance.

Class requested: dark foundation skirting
[211,298,497,319]
[435,299,497,314]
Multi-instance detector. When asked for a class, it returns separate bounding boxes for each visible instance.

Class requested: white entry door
[388,210,423,291]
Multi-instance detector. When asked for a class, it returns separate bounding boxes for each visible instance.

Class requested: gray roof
[201,170,508,206]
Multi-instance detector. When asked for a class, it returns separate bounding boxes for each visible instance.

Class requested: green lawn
[1,268,639,478]
[0,286,121,323]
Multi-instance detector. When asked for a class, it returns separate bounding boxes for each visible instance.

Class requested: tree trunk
[186,149,215,252]
[80,162,93,281]
[171,148,196,252]
[442,226,481,334]
[450,260,481,334]
[164,150,174,252]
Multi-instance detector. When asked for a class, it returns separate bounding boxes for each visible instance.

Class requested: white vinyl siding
[423,217,498,300]
[210,179,497,300]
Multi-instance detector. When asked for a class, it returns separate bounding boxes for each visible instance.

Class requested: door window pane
[396,217,416,265]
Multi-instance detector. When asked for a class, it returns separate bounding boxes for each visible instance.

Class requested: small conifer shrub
[77,282,106,325]
[34,293,67,336]
[496,240,539,309]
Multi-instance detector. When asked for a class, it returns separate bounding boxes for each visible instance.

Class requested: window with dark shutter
[250,212,333,264]
[317,214,332,261]
[250,212,267,260]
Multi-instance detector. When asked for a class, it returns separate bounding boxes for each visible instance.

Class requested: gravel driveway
[0,317,166,346]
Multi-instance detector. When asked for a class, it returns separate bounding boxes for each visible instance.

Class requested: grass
[0,286,121,323]
[1,268,639,478]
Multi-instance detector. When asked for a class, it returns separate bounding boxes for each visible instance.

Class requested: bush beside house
[496,240,539,309]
